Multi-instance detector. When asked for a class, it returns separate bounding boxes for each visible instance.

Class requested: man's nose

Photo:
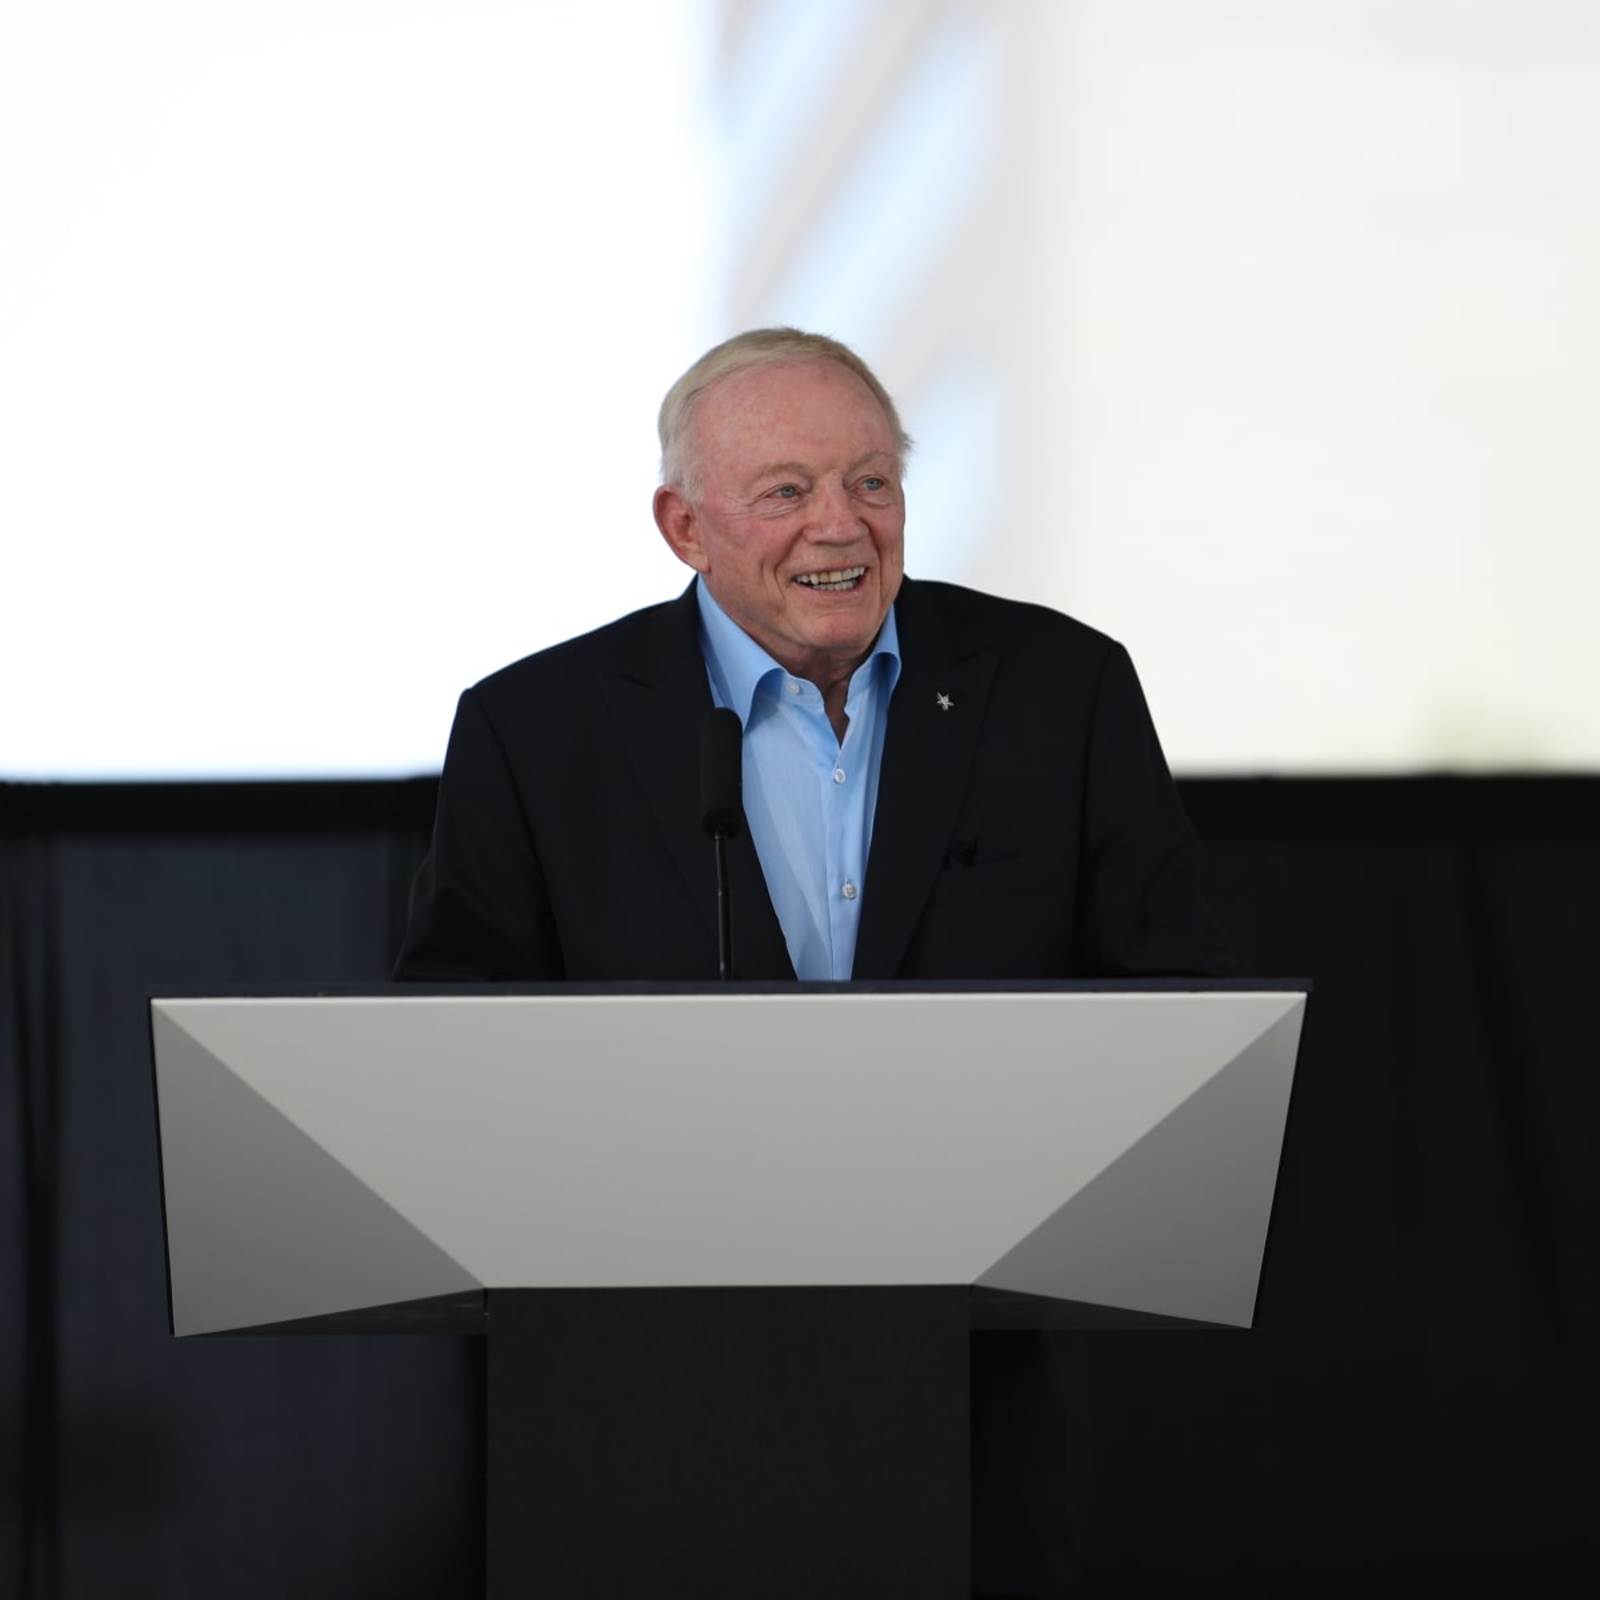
[809,479,859,538]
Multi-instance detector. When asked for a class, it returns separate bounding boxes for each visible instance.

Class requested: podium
[149,980,1307,1597]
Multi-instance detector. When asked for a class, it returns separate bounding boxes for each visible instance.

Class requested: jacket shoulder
[900,578,1121,668]
[468,588,698,711]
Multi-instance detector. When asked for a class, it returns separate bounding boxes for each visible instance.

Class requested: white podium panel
[150,986,1306,1335]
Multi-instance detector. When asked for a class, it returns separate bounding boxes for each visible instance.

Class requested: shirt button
[841,881,858,901]
[832,767,846,784]
[786,680,802,696]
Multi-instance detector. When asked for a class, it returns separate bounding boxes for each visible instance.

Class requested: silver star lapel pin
[935,692,954,712]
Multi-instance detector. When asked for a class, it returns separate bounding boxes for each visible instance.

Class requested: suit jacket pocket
[931,854,1062,908]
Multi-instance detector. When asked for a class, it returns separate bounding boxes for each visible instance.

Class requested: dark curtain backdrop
[3,778,1596,1596]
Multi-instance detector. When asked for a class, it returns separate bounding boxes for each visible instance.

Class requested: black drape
[1,783,480,1600]
[3,778,1596,1595]
[1101,779,1599,1590]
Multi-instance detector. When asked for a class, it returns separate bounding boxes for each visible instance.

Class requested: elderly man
[397,328,1233,1596]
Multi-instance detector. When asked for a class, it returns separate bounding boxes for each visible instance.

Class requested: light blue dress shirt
[696,578,902,981]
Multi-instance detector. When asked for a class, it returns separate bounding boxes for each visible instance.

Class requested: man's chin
[795,614,890,669]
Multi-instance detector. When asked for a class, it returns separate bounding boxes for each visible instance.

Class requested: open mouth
[793,566,867,593]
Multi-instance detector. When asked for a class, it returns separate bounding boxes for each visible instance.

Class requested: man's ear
[653,485,708,573]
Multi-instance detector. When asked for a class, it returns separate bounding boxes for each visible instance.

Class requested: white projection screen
[4,0,1597,778]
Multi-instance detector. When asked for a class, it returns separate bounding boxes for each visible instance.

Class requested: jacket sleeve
[392,687,566,981]
[1075,642,1235,978]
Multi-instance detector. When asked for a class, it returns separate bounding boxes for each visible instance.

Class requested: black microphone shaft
[714,832,732,981]
[700,708,743,981]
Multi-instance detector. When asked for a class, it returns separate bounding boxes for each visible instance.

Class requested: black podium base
[486,1287,970,1599]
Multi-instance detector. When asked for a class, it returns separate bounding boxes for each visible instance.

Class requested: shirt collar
[695,576,901,725]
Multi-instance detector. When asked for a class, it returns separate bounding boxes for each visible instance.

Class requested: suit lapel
[597,587,794,980]
[853,582,998,979]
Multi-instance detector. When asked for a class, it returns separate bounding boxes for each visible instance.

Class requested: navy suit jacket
[395,577,1232,985]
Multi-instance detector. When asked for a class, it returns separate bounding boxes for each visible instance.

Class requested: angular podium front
[150,982,1308,1597]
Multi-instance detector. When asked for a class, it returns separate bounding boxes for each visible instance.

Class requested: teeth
[795,566,866,591]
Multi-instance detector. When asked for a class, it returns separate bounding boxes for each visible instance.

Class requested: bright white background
[2,0,714,776]
[3,0,1596,776]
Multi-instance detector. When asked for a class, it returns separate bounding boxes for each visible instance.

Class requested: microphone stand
[713,828,733,981]
[701,706,743,983]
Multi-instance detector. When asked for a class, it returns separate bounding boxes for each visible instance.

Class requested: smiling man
[395,328,1233,1597]
[652,345,906,742]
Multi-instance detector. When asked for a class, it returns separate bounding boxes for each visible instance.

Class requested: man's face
[653,359,906,690]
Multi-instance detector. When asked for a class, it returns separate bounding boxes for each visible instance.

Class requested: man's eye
[859,476,886,492]
[771,484,800,499]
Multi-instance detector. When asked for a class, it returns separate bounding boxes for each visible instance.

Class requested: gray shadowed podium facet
[150,987,1306,1336]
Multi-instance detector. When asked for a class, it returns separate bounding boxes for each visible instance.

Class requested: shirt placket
[825,677,876,980]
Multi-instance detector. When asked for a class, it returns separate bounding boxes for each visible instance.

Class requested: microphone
[700,708,744,841]
[700,708,743,979]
